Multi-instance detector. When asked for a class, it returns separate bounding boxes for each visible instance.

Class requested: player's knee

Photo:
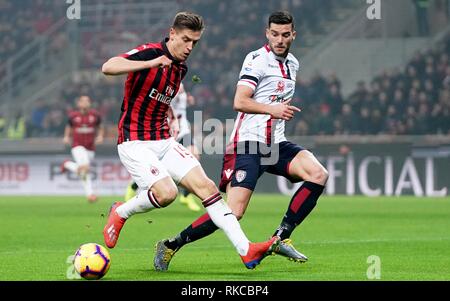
[203,178,219,196]
[152,185,178,207]
[78,165,89,174]
[233,212,244,221]
[310,167,328,185]
[191,176,218,196]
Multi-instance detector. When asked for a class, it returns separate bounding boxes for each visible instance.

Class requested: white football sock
[203,194,249,256]
[116,190,161,219]
[81,173,94,196]
[64,161,78,173]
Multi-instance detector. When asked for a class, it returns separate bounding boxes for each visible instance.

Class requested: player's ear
[169,27,176,41]
[265,28,270,40]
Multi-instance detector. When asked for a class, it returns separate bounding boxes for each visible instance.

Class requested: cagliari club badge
[235,170,247,183]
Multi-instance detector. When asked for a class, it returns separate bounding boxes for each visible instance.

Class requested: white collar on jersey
[263,44,289,63]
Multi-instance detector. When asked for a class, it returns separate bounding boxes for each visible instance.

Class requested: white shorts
[117,138,200,190]
[71,146,95,166]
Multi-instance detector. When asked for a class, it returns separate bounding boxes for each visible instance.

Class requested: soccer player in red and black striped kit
[62,95,104,203]
[101,12,279,270]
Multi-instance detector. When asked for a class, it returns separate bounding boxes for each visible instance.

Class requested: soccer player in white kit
[101,12,279,270]
[154,11,329,271]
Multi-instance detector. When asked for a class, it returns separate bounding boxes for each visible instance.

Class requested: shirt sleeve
[67,114,73,126]
[119,44,159,61]
[96,114,102,127]
[237,51,265,91]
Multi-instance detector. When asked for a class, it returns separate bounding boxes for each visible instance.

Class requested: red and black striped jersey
[117,38,188,144]
[68,109,101,151]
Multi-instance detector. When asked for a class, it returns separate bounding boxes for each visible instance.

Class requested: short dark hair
[172,12,205,32]
[268,11,295,29]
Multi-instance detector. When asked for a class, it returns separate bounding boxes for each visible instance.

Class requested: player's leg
[85,150,97,203]
[124,180,138,202]
[103,141,178,248]
[177,136,201,211]
[61,159,78,174]
[62,146,84,174]
[172,166,278,270]
[155,144,278,270]
[116,176,177,218]
[269,142,328,262]
[71,146,96,202]
[162,142,251,256]
[160,184,253,257]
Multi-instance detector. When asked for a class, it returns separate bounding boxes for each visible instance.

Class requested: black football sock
[273,181,324,240]
[131,182,138,191]
[179,187,190,197]
[164,213,219,251]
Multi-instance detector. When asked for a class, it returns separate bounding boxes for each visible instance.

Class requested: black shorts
[219,141,304,193]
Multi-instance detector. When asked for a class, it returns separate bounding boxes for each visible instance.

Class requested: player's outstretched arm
[95,125,105,144]
[102,56,172,76]
[233,85,300,121]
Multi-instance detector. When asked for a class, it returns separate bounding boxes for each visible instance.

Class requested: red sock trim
[202,192,221,207]
[192,213,211,228]
[290,187,311,213]
[148,190,161,208]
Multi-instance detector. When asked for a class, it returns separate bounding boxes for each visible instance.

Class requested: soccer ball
[73,243,111,280]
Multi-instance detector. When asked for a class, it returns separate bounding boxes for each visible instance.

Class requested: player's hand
[63,136,70,145]
[95,136,104,144]
[170,119,180,140]
[187,94,195,105]
[150,55,173,69]
[269,99,301,120]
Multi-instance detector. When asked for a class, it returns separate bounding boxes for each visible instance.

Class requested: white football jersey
[230,44,299,145]
[170,83,191,138]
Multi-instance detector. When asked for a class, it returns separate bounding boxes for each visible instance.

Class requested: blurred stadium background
[0,0,450,281]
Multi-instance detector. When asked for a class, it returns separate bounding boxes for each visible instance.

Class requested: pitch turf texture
[0,195,449,281]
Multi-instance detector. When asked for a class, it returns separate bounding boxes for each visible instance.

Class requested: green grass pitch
[0,194,449,280]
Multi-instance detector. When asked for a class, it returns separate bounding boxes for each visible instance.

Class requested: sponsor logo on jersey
[235,170,247,183]
[270,94,285,103]
[75,127,95,134]
[165,85,175,97]
[252,53,260,60]
[149,88,174,105]
[244,67,252,72]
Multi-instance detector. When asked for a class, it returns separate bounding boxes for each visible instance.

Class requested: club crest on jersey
[276,81,285,93]
[235,170,247,183]
[150,166,160,176]
[165,85,175,97]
